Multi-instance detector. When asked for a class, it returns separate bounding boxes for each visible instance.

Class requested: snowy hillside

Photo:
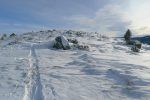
[0,30,150,100]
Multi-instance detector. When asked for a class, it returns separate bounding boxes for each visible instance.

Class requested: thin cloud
[1,0,150,36]
[66,5,131,36]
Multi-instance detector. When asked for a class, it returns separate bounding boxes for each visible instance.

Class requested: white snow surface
[0,30,150,100]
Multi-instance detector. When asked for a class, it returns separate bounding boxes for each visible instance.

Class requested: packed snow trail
[23,45,44,100]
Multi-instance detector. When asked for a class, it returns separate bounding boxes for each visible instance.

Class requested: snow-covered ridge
[0,30,107,45]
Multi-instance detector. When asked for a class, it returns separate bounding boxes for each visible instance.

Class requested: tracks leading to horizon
[23,45,44,100]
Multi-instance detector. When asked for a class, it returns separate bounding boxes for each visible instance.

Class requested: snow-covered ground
[0,30,150,100]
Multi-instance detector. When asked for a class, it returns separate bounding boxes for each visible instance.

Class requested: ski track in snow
[23,45,44,100]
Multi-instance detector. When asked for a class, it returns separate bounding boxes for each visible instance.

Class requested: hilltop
[0,30,150,100]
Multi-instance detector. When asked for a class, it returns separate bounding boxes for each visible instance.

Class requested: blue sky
[0,0,150,36]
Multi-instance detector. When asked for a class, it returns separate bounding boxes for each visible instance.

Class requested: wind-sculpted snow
[0,47,29,100]
[0,30,150,100]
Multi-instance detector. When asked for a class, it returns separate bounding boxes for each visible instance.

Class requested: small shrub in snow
[77,45,89,51]
[65,30,74,37]
[66,30,73,34]
[68,39,78,44]
[76,32,84,37]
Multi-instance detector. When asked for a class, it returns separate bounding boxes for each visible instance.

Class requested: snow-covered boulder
[131,40,142,52]
[53,36,70,50]
[133,40,142,49]
[131,45,140,52]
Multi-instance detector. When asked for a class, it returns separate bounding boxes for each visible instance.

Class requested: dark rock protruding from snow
[53,36,70,50]
[10,33,16,38]
[131,46,140,52]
